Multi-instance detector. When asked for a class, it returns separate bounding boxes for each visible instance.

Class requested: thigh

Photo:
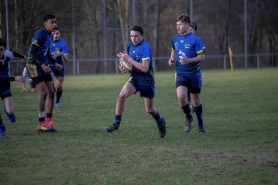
[119,81,137,98]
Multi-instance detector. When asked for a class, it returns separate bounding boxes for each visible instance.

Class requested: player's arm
[47,50,63,70]
[12,51,26,61]
[0,76,24,83]
[128,57,150,73]
[168,50,176,66]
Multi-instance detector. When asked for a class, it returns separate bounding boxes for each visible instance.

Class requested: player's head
[176,13,191,35]
[189,22,197,34]
[43,14,57,33]
[130,25,144,46]
[0,38,6,58]
[53,27,61,41]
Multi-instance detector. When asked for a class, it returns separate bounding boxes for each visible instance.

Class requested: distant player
[187,22,205,113]
[105,25,166,138]
[168,14,206,133]
[0,38,26,136]
[21,67,36,93]
[49,27,68,108]
[26,14,63,133]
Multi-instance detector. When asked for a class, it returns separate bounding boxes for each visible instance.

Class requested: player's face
[189,27,195,34]
[130,30,143,46]
[44,18,57,33]
[176,21,190,35]
[52,30,61,41]
[0,46,5,58]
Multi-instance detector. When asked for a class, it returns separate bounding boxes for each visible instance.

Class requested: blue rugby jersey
[27,28,53,65]
[49,39,68,66]
[127,39,155,86]
[0,50,14,78]
[171,33,205,73]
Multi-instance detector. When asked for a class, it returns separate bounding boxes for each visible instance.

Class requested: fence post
[153,58,156,71]
[115,59,118,74]
[257,55,260,69]
[224,56,226,70]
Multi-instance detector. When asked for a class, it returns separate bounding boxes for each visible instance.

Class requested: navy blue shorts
[128,78,155,99]
[0,89,12,100]
[26,62,53,86]
[175,72,202,94]
[50,65,65,77]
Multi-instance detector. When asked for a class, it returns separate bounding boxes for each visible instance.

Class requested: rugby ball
[119,58,134,73]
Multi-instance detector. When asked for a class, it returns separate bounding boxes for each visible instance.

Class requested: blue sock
[56,90,63,103]
[181,105,192,119]
[194,104,203,128]
[3,106,16,123]
[153,112,162,124]
[114,115,121,123]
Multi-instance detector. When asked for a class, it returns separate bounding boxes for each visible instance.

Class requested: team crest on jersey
[174,42,178,49]
[185,44,190,49]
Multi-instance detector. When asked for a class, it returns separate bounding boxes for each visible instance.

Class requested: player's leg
[106,81,136,132]
[34,80,49,131]
[190,71,205,133]
[176,83,193,132]
[55,76,64,107]
[3,95,16,123]
[29,79,36,93]
[143,95,166,138]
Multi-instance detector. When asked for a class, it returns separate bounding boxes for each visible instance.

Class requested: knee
[177,93,186,102]
[40,91,48,100]
[57,85,62,91]
[191,99,201,107]
[118,92,127,102]
[48,90,55,99]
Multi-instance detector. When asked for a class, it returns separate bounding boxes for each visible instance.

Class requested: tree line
[0,0,277,74]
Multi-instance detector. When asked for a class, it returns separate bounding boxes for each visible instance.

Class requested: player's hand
[41,64,52,73]
[21,88,27,92]
[168,58,175,66]
[180,54,190,65]
[55,62,63,71]
[118,63,127,73]
[117,52,131,63]
[21,54,27,61]
[52,50,63,58]
[14,76,25,83]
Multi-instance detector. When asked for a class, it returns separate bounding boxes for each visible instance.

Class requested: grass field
[0,68,277,185]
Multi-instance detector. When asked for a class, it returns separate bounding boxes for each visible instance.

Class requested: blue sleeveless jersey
[127,40,155,86]
[27,28,53,65]
[171,33,205,73]
[49,39,68,66]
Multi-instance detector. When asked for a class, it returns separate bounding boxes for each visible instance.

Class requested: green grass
[0,68,278,185]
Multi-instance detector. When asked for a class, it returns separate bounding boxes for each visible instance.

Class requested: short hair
[176,13,190,24]
[56,27,60,31]
[130,25,144,35]
[43,14,56,22]
[0,38,6,48]
[190,22,197,31]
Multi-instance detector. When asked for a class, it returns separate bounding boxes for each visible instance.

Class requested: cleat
[157,116,166,138]
[46,121,58,132]
[38,121,52,132]
[198,126,206,133]
[184,117,193,132]
[105,122,120,133]
[55,103,61,108]
[3,106,16,123]
[0,124,6,136]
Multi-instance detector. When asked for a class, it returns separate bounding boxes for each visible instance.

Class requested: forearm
[30,45,44,65]
[0,77,15,82]
[12,51,25,59]
[188,54,205,63]
[62,55,68,63]
[170,50,176,61]
[128,58,149,72]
